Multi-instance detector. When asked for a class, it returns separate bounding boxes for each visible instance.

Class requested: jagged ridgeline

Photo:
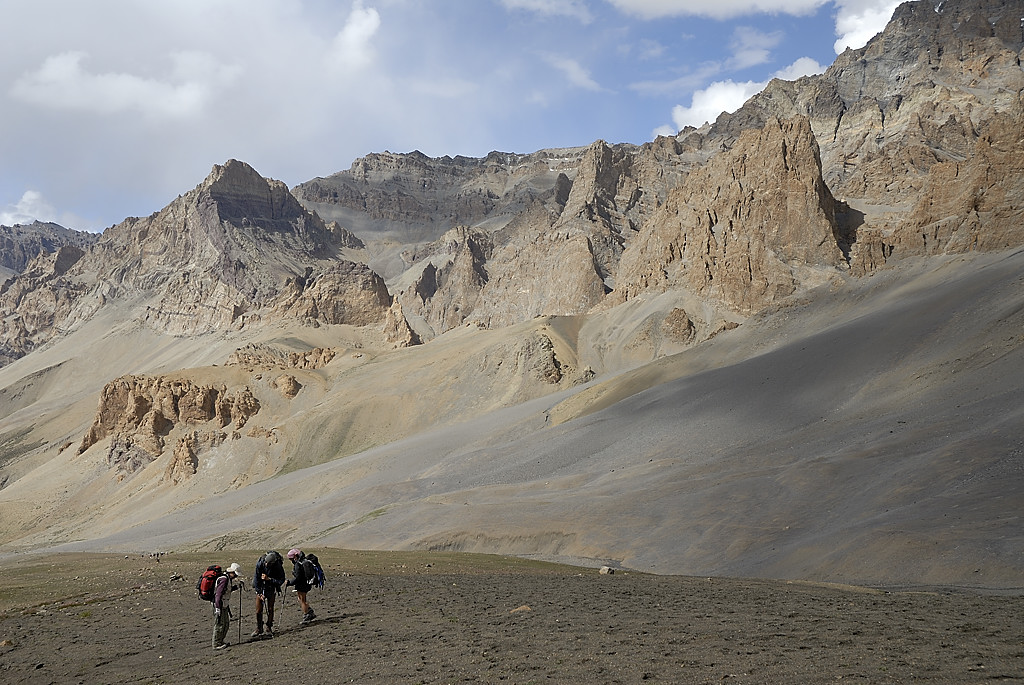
[0,0,1021,585]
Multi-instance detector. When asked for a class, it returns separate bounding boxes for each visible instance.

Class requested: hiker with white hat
[212,562,242,650]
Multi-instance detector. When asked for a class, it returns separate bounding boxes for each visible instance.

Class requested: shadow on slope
[45,249,1024,589]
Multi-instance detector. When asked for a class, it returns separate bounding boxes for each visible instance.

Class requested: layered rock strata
[77,375,262,481]
[615,117,845,314]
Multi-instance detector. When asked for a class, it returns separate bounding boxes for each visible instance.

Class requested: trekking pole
[238,583,242,644]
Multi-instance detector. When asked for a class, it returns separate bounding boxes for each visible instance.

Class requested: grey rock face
[292,148,588,244]
[294,0,1023,339]
[0,221,98,275]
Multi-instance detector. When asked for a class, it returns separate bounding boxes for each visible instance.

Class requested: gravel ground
[1,550,1022,684]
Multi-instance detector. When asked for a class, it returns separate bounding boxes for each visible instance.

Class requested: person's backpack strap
[301,558,315,581]
[304,554,325,589]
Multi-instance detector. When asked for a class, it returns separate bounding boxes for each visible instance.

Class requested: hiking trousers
[212,607,231,648]
[255,590,277,631]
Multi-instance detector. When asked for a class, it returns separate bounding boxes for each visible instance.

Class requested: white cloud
[774,56,828,80]
[833,0,901,52]
[605,0,899,53]
[543,54,605,92]
[327,0,381,71]
[607,0,827,20]
[652,123,677,138]
[629,61,725,97]
[500,0,593,23]
[0,190,54,226]
[728,26,783,70]
[0,190,92,229]
[671,79,764,129]
[9,51,237,119]
[667,53,829,132]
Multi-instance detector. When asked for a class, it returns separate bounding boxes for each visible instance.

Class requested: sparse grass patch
[0,425,42,469]
[355,507,387,524]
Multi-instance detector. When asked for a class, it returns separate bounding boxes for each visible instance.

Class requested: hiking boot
[250,630,263,638]
[214,643,229,650]
[265,628,274,638]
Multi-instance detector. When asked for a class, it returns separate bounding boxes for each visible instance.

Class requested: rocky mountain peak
[896,0,1024,43]
[84,159,343,302]
[203,157,264,189]
[0,160,399,358]
[200,159,309,232]
[827,0,1024,102]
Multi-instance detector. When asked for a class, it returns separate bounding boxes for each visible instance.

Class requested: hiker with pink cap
[284,548,318,625]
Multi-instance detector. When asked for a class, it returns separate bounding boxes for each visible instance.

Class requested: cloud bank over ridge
[0,0,899,231]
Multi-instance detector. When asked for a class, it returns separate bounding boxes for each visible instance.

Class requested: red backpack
[196,565,222,602]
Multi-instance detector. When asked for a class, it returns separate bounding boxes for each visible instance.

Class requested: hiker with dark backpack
[251,550,286,639]
[210,562,242,650]
[285,548,324,625]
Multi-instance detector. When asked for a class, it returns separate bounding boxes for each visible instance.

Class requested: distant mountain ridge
[0,160,404,363]
[0,0,1021,587]
[294,147,588,243]
[290,0,1023,340]
[3,0,1020,361]
[0,221,97,274]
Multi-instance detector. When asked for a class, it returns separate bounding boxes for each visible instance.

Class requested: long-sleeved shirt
[286,558,311,592]
[213,574,233,611]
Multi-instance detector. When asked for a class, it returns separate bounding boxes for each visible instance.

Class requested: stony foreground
[0,550,1021,684]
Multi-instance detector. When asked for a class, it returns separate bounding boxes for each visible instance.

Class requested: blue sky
[0,0,900,232]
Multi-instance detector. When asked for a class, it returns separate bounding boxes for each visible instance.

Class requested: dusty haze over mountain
[0,0,1021,589]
